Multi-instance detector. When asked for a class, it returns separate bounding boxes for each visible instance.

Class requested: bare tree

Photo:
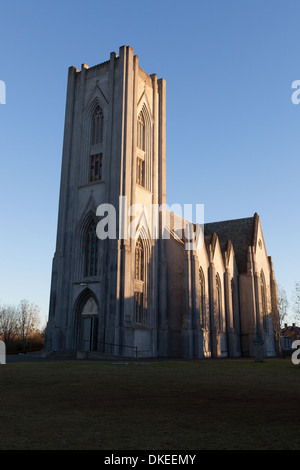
[0,304,19,347]
[292,282,300,323]
[18,300,40,352]
[277,285,289,327]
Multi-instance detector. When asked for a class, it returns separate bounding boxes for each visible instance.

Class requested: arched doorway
[81,296,99,351]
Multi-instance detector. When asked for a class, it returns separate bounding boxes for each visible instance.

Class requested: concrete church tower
[45,46,167,357]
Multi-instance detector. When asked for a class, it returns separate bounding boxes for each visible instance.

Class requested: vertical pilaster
[182,224,194,359]
[157,77,168,356]
[130,54,139,210]
[158,79,166,206]
[192,254,204,358]
[224,267,234,356]
[246,246,259,356]
[56,65,78,254]
[105,51,119,353]
[269,256,280,355]
[208,259,217,357]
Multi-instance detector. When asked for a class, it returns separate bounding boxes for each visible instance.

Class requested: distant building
[44,46,279,359]
[280,324,300,356]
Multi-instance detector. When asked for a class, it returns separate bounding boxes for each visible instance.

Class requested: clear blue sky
[0,0,299,324]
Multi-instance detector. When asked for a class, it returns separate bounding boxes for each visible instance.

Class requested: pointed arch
[84,219,99,277]
[80,96,107,186]
[136,102,153,192]
[135,237,144,281]
[134,222,152,283]
[73,288,100,351]
[91,104,104,146]
[133,224,152,326]
[135,222,152,271]
[85,96,105,144]
[74,287,100,317]
[137,111,145,151]
[75,209,99,279]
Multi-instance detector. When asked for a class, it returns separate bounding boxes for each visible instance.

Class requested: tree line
[278,282,300,326]
[0,300,44,354]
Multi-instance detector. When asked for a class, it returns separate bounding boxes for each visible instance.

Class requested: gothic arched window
[137,112,145,151]
[199,267,205,327]
[135,238,144,281]
[136,112,145,187]
[85,220,99,277]
[216,274,222,330]
[260,270,268,331]
[231,279,236,326]
[89,105,104,183]
[91,105,104,146]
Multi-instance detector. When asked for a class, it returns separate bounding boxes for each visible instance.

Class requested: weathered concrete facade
[44,46,279,359]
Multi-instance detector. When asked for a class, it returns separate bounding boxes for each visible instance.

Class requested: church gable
[205,216,255,274]
[253,213,269,263]
[224,240,239,278]
[252,214,272,290]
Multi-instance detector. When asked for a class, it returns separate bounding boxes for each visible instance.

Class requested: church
[44,46,279,359]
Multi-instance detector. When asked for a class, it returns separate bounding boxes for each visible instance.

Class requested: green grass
[0,358,300,450]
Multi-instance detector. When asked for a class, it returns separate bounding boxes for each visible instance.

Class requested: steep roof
[281,325,300,338]
[204,215,256,273]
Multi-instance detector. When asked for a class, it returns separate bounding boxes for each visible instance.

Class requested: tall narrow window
[85,220,99,277]
[135,238,144,281]
[89,105,104,184]
[136,158,145,187]
[260,270,267,331]
[199,268,205,328]
[137,112,145,151]
[231,279,235,327]
[135,292,143,323]
[90,153,103,182]
[216,274,222,330]
[91,106,103,146]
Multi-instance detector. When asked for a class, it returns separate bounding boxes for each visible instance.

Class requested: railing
[83,340,138,358]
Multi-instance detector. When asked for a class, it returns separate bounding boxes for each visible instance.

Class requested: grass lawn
[0,358,299,450]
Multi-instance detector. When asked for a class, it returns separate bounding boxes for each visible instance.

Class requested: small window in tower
[91,106,104,146]
[137,112,145,151]
[136,158,145,187]
[85,220,99,277]
[135,238,144,281]
[90,153,103,183]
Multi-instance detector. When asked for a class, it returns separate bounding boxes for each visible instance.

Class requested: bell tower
[45,46,167,357]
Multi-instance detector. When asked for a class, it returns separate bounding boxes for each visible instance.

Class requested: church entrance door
[81,297,99,351]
